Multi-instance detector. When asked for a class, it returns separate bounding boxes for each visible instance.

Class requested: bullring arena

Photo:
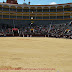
[0,37,72,72]
[0,0,72,72]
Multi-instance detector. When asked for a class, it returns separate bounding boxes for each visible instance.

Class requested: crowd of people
[0,22,72,39]
[19,23,72,38]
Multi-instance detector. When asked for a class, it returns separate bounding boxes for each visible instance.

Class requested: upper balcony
[0,3,72,13]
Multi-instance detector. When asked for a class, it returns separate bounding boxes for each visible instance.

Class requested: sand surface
[0,37,72,72]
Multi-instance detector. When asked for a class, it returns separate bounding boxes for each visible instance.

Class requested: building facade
[6,0,18,4]
[0,2,72,27]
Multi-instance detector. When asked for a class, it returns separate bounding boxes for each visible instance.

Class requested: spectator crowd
[0,22,72,39]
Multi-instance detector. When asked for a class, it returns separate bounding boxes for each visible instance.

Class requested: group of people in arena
[0,22,72,39]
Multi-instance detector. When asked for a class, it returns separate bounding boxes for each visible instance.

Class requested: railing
[0,17,72,20]
[0,10,72,13]
[0,13,72,17]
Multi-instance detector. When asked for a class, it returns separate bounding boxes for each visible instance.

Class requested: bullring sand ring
[0,37,72,72]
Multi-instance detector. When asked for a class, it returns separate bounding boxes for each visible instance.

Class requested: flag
[30,28,34,33]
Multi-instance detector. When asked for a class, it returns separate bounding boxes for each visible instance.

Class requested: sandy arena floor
[0,37,72,72]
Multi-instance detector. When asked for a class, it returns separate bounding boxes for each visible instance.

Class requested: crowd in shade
[19,23,72,38]
[0,22,72,39]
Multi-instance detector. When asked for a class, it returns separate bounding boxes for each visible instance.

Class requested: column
[49,7,50,19]
[56,6,57,12]
[2,5,3,19]
[16,7,17,19]
[29,7,30,19]
[9,6,10,19]
[63,6,64,19]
